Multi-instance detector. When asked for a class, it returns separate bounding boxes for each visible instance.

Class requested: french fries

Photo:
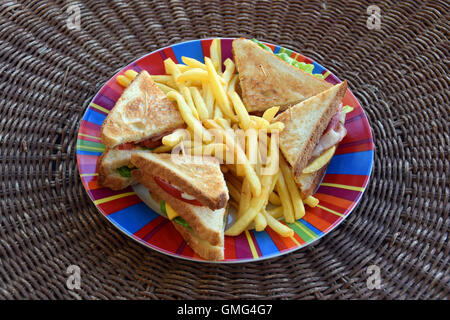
[151,39,324,239]
[276,171,295,223]
[280,156,305,220]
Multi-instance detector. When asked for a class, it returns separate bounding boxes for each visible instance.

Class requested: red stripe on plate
[201,39,214,59]
[305,206,340,226]
[145,220,184,253]
[98,194,142,215]
[335,141,373,155]
[302,210,332,232]
[136,51,167,75]
[322,174,368,188]
[162,47,178,63]
[224,236,237,260]
[134,216,165,239]
[79,120,101,137]
[295,54,313,64]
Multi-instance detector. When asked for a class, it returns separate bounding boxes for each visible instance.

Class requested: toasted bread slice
[274,81,347,180]
[100,70,184,148]
[133,171,226,248]
[97,148,147,190]
[130,153,229,210]
[232,38,332,113]
[295,163,328,198]
[172,222,224,261]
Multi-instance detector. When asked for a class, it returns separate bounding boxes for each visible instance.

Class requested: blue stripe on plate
[252,230,279,257]
[171,40,204,65]
[299,219,323,236]
[273,46,280,54]
[84,108,106,126]
[312,61,325,75]
[76,150,103,156]
[325,150,373,176]
[108,202,159,234]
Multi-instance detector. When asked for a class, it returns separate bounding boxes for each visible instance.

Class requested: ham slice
[311,104,347,158]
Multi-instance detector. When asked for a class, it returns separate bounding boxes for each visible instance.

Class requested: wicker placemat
[0,0,448,299]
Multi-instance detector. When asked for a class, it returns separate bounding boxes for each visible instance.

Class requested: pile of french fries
[117,39,319,238]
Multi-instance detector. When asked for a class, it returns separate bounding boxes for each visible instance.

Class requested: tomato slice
[154,177,204,206]
[117,142,135,150]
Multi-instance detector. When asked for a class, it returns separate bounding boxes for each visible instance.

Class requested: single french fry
[155,82,175,94]
[262,209,294,237]
[124,69,138,80]
[182,56,207,70]
[227,74,239,93]
[166,91,212,143]
[222,58,235,89]
[177,68,209,83]
[190,87,209,120]
[280,156,305,220]
[304,195,319,207]
[229,91,251,130]
[205,57,237,121]
[180,86,200,120]
[203,82,215,117]
[162,128,190,147]
[254,212,267,232]
[151,75,177,88]
[210,38,222,73]
[276,172,295,223]
[262,106,280,122]
[116,75,131,87]
[237,178,251,219]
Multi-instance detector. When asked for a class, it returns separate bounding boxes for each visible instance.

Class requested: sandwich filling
[301,104,353,174]
[153,177,204,207]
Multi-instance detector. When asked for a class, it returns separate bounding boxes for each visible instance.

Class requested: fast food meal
[96,37,353,260]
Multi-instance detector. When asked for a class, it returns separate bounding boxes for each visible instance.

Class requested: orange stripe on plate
[314,193,354,211]
[303,211,331,233]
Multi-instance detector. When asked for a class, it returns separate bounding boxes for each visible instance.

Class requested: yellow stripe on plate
[316,204,345,218]
[93,192,136,205]
[320,182,364,192]
[290,235,301,246]
[77,145,105,152]
[244,230,259,259]
[90,102,110,114]
[81,173,98,177]
[78,133,102,141]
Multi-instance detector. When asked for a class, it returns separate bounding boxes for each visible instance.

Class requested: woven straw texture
[0,0,448,299]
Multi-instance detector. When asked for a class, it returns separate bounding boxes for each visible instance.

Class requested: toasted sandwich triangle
[100,70,184,148]
[130,153,229,210]
[232,38,332,113]
[274,81,347,179]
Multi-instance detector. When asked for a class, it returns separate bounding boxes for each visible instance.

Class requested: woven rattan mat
[0,0,448,300]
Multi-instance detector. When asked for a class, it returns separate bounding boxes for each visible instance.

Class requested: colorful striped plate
[76,38,374,263]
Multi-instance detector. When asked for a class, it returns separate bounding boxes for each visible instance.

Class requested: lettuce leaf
[117,166,133,178]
